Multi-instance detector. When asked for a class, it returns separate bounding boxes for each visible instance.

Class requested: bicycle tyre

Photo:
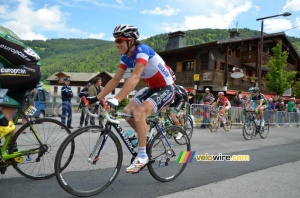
[259,121,269,139]
[209,116,219,133]
[55,125,123,197]
[181,115,194,139]
[243,120,254,140]
[147,126,190,182]
[9,118,72,180]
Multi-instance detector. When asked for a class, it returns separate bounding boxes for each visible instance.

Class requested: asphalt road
[1,113,299,198]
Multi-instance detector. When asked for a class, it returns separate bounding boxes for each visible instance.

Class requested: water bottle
[126,130,138,147]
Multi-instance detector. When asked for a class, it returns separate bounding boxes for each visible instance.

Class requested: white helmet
[113,24,140,39]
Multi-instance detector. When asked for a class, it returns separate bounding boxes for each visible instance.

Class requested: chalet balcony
[241,51,296,70]
[136,69,270,93]
[241,51,271,65]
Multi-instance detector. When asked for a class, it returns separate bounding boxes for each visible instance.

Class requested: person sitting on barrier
[245,87,267,127]
[213,92,231,127]
[0,26,41,139]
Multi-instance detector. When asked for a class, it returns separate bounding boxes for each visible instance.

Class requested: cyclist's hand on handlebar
[106,98,119,111]
[82,96,99,106]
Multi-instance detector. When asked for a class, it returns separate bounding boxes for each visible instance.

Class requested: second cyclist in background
[169,71,188,139]
[213,92,231,127]
[245,87,267,128]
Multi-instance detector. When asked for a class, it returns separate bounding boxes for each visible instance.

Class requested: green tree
[293,81,300,98]
[265,41,297,95]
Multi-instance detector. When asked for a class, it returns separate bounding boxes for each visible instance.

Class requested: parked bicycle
[209,106,232,132]
[0,91,72,179]
[242,110,269,140]
[54,103,191,197]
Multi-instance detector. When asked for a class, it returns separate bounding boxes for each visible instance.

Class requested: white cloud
[283,0,300,12]
[158,0,252,32]
[0,0,69,40]
[141,5,180,16]
[264,18,293,33]
[89,32,105,39]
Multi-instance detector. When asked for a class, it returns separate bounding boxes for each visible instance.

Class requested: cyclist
[245,87,267,127]
[0,26,41,139]
[159,67,188,139]
[83,24,175,173]
[213,92,231,127]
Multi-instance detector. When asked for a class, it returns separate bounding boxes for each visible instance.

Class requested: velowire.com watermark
[177,151,250,163]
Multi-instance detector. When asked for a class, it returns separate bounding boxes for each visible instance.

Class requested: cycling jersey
[0,29,40,67]
[249,93,267,109]
[119,44,173,89]
[217,96,231,107]
[0,27,41,104]
[169,85,188,110]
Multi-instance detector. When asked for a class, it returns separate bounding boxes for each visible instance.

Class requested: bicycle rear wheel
[55,126,122,197]
[181,115,194,139]
[243,120,254,140]
[147,126,190,182]
[209,116,219,133]
[9,118,72,180]
[259,121,269,139]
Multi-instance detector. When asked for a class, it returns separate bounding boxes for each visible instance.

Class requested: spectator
[287,97,295,112]
[88,77,102,126]
[188,90,196,104]
[21,88,37,134]
[78,82,91,128]
[61,77,74,129]
[203,88,214,103]
[232,91,242,107]
[275,98,284,125]
[265,98,275,122]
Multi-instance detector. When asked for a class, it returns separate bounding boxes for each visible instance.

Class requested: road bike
[209,106,232,132]
[242,110,269,140]
[0,91,73,179]
[160,108,194,139]
[55,105,191,197]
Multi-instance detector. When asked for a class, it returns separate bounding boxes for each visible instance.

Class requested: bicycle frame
[86,110,173,164]
[0,104,44,161]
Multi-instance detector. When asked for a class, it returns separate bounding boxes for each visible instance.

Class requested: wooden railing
[241,51,271,65]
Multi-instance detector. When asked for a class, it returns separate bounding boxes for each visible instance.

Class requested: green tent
[0,26,20,39]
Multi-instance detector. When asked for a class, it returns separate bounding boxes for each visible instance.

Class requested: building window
[245,69,253,77]
[220,62,225,70]
[228,49,232,56]
[235,48,241,59]
[54,86,58,95]
[183,61,194,71]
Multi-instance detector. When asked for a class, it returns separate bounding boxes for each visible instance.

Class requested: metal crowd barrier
[189,104,300,128]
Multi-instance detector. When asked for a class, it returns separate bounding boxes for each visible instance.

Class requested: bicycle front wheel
[55,125,123,197]
[259,121,269,139]
[209,116,219,133]
[147,126,190,182]
[243,120,254,140]
[9,118,72,180]
[181,115,194,139]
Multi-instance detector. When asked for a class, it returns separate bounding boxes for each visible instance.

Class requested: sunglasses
[114,38,128,44]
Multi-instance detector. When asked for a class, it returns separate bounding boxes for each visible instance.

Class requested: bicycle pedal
[14,157,23,163]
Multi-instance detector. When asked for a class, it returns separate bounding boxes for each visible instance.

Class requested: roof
[46,71,125,83]
[159,32,299,58]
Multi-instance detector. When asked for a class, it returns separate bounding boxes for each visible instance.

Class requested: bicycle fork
[87,133,107,165]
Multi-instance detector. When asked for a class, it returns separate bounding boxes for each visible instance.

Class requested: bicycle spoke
[147,126,190,182]
[9,118,71,180]
[55,126,122,197]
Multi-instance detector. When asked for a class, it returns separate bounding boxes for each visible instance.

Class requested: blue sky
[0,0,299,41]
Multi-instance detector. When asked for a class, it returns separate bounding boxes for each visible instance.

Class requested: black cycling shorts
[133,85,175,113]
